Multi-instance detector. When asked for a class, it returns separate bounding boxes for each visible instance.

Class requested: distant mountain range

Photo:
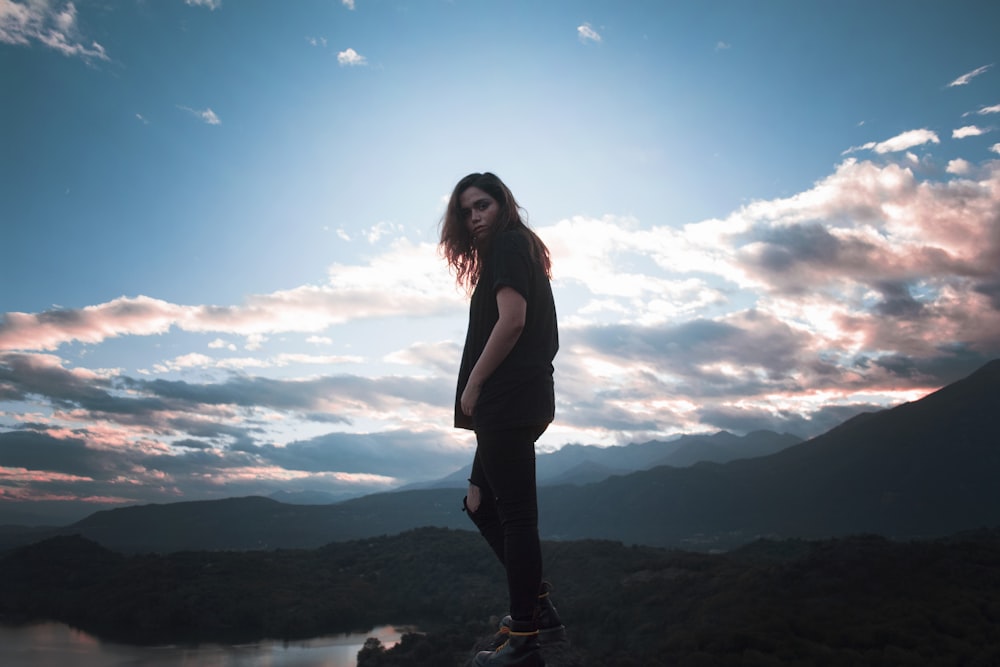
[399,429,804,491]
[2,359,997,553]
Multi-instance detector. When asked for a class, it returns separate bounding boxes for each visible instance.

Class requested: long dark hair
[439,172,552,291]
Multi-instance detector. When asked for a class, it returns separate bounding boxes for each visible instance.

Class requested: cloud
[1,296,188,351]
[178,105,222,125]
[0,0,109,62]
[337,47,366,66]
[242,430,466,481]
[577,23,601,43]
[722,158,1000,296]
[150,351,362,373]
[715,41,731,51]
[0,347,462,502]
[306,336,332,346]
[991,143,1000,155]
[843,129,940,155]
[0,350,451,426]
[200,109,221,125]
[544,155,1000,440]
[0,430,107,478]
[953,125,986,139]
[13,154,992,426]
[208,338,237,351]
[947,64,992,87]
[0,353,117,410]
[364,221,404,243]
[185,0,221,9]
[947,159,972,175]
[977,104,1000,115]
[342,0,356,9]
[384,341,462,377]
[0,427,425,506]
[696,400,886,440]
[0,240,460,352]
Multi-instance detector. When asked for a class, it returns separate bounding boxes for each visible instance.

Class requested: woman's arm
[460,286,527,416]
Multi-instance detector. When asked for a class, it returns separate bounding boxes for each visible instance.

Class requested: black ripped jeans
[465,424,547,625]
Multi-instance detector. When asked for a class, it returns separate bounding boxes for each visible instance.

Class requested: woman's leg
[469,425,545,624]
[465,449,506,564]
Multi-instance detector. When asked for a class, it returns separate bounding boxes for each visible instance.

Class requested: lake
[0,621,407,667]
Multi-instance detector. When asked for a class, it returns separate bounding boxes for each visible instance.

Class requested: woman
[440,172,564,666]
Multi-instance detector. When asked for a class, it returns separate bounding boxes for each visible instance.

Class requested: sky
[2,0,1000,518]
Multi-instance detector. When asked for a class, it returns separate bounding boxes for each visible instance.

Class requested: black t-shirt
[454,228,558,431]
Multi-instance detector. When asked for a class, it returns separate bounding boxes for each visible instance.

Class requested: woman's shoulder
[494,228,531,253]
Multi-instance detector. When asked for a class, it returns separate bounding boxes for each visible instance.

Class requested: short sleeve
[491,231,533,301]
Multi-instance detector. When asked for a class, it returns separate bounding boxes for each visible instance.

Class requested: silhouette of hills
[0,432,795,528]
[401,429,803,490]
[55,491,465,552]
[541,358,1000,548]
[3,527,1000,665]
[267,489,351,504]
[1,359,997,553]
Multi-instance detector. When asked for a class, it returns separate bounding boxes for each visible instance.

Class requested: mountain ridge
[401,429,803,491]
[2,359,997,553]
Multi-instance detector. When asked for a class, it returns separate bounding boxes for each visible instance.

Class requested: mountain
[544,460,631,486]
[46,491,466,552]
[539,358,1000,548]
[0,500,97,527]
[268,489,353,505]
[537,430,803,484]
[657,429,801,468]
[401,429,802,490]
[3,360,997,554]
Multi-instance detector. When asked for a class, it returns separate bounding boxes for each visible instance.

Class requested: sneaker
[475,629,544,666]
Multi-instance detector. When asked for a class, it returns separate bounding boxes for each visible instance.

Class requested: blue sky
[2,0,1000,517]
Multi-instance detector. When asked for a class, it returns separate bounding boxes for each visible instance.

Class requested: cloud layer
[4,132,999,509]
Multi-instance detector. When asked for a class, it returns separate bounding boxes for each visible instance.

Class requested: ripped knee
[464,484,498,533]
[464,482,482,514]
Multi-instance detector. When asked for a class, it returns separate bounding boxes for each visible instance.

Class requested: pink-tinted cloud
[0,241,461,352]
[530,149,1000,446]
[729,158,1000,292]
[0,466,93,484]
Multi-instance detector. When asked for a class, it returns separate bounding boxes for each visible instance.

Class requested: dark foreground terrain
[2,526,999,666]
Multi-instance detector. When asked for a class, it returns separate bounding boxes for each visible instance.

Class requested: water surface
[0,621,405,667]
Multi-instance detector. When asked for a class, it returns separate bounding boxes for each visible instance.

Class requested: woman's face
[459,186,500,246]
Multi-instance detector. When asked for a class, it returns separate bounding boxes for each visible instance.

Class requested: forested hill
[2,527,1000,666]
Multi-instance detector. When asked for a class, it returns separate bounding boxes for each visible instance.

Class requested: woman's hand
[461,381,481,417]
